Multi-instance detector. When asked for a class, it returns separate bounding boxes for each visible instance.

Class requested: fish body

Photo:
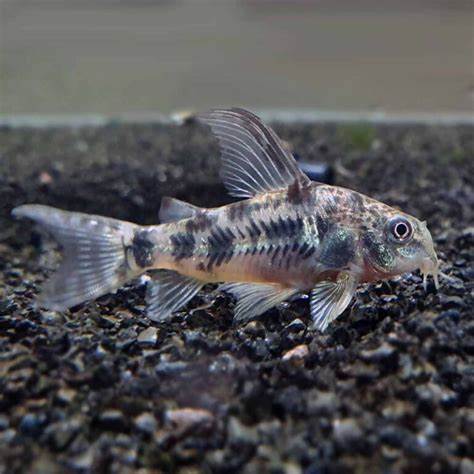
[12,108,439,331]
[137,185,396,287]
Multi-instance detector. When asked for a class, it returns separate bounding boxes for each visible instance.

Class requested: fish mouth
[419,256,439,292]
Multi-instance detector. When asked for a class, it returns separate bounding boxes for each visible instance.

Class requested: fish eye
[388,217,413,243]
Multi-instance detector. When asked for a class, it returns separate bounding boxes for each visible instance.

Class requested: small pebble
[242,320,266,337]
[46,418,82,450]
[134,412,157,434]
[38,171,53,185]
[227,416,258,446]
[0,415,9,430]
[56,388,77,405]
[19,413,47,437]
[461,458,474,474]
[306,391,338,416]
[360,342,395,363]
[286,318,306,332]
[439,295,465,309]
[164,408,214,432]
[137,327,158,346]
[39,310,64,325]
[333,418,364,445]
[282,344,309,361]
[0,429,16,444]
[97,410,127,432]
[435,309,460,324]
[155,360,189,375]
[68,448,94,471]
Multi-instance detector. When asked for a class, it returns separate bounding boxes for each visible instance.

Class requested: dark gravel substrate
[0,120,473,474]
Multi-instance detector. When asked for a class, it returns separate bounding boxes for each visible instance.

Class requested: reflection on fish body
[12,108,440,331]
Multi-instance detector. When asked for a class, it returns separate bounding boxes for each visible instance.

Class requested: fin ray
[12,204,137,311]
[199,108,310,198]
[221,282,297,323]
[146,270,204,322]
[310,273,358,332]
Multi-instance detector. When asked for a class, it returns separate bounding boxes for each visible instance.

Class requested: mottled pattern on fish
[12,108,439,331]
[136,187,367,283]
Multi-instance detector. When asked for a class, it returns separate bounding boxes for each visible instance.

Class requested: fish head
[361,210,439,289]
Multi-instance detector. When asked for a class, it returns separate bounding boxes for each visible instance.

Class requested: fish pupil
[391,218,412,241]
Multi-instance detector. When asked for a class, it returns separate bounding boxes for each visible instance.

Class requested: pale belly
[157,248,321,290]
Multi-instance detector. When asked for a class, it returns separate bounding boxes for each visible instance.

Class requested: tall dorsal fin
[199,108,311,198]
[159,197,203,223]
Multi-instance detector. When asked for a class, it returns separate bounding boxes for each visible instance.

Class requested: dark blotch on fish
[208,226,235,248]
[132,230,155,268]
[170,232,196,260]
[319,229,355,268]
[245,220,262,240]
[363,232,396,269]
[287,179,312,205]
[316,215,330,239]
[227,201,261,222]
[350,192,364,211]
[185,212,214,233]
[263,215,304,241]
[227,201,246,222]
[206,225,236,270]
[299,242,316,259]
[206,246,235,271]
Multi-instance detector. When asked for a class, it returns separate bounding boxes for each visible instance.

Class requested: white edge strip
[0,109,472,128]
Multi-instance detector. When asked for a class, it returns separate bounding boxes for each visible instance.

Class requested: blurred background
[1,0,473,116]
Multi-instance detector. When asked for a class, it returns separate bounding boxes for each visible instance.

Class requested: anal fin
[146,270,204,322]
[310,273,358,332]
[221,282,297,323]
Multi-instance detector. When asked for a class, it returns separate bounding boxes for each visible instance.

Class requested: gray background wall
[1,0,473,115]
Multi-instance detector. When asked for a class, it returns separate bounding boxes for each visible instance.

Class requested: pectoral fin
[221,282,297,323]
[146,270,204,322]
[310,273,358,332]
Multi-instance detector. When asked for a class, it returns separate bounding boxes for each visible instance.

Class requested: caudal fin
[12,204,139,311]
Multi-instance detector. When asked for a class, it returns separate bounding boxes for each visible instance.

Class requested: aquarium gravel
[0,120,473,473]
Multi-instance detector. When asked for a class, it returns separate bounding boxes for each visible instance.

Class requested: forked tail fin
[12,204,140,311]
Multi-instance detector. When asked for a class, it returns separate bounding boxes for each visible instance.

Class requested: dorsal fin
[159,197,202,223]
[199,108,311,198]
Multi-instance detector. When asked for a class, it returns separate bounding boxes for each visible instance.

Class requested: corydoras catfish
[12,108,439,331]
